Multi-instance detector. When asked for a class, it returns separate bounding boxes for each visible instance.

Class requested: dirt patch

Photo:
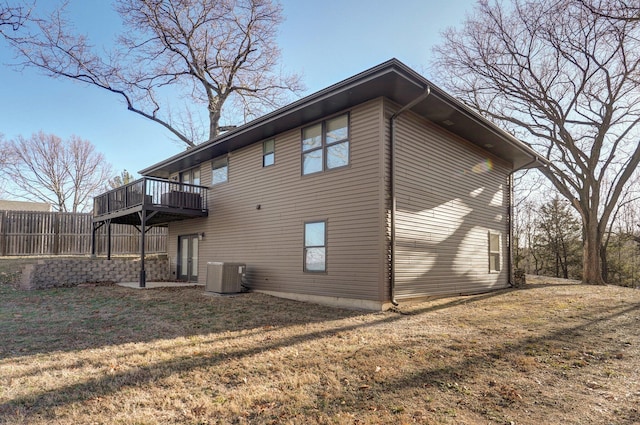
[0,278,638,424]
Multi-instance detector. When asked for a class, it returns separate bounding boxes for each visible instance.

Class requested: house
[93,59,543,310]
[0,200,52,212]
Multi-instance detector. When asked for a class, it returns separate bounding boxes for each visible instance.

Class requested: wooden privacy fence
[0,210,167,256]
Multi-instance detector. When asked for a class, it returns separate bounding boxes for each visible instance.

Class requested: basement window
[489,232,501,272]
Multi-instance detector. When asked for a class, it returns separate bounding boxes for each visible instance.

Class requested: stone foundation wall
[19,256,170,290]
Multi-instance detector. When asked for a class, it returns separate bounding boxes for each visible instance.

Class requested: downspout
[507,155,540,286]
[389,87,431,306]
[507,173,514,286]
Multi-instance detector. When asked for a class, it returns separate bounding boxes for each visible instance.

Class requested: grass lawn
[0,276,639,424]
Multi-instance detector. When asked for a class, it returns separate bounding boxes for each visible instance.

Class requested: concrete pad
[201,290,247,297]
[117,281,204,289]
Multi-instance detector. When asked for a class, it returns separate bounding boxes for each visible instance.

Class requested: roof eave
[139,58,544,177]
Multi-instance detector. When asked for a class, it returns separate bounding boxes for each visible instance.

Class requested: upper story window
[263,139,275,167]
[180,167,201,186]
[302,114,349,175]
[212,157,228,185]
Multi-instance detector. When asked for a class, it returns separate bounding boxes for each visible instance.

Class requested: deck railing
[93,177,209,217]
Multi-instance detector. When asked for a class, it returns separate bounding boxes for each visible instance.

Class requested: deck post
[107,220,112,260]
[139,209,146,288]
[90,221,96,258]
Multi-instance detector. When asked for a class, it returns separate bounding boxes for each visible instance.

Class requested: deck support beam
[136,210,158,288]
[91,221,107,258]
[107,220,112,260]
[136,210,160,288]
[139,210,147,288]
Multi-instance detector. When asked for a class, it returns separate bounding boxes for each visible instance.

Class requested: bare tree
[579,0,640,21]
[5,0,302,147]
[0,133,11,196]
[0,1,31,33]
[432,0,640,285]
[0,133,7,167]
[0,132,113,212]
[108,169,136,189]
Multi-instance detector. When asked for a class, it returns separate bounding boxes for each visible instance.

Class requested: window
[489,232,501,272]
[302,114,349,175]
[180,167,201,186]
[304,221,326,272]
[263,139,275,167]
[212,157,228,185]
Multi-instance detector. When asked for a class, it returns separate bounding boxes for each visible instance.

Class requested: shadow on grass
[0,283,596,421]
[376,301,640,423]
[0,284,365,360]
[396,287,517,314]
[2,280,636,423]
[1,282,516,360]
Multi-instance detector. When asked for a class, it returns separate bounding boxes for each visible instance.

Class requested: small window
[489,232,501,272]
[302,124,323,174]
[263,139,275,167]
[212,157,228,185]
[304,221,326,272]
[302,114,349,175]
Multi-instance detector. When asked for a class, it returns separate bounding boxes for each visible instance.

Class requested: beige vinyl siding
[168,98,387,303]
[391,103,511,299]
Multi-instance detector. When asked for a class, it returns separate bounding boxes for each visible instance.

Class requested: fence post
[0,210,6,256]
[52,212,60,255]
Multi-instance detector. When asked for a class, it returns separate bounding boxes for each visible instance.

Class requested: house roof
[0,200,52,212]
[140,59,544,178]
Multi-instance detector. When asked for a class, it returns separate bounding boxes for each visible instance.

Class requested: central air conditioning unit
[206,262,246,294]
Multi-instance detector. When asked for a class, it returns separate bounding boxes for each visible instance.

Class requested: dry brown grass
[1,275,639,424]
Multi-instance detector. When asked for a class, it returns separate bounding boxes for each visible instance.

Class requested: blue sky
[0,0,472,181]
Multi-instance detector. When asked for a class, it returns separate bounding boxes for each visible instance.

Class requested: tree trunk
[600,244,609,283]
[208,95,224,141]
[583,219,606,284]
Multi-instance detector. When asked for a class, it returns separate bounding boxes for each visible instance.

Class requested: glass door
[178,234,199,282]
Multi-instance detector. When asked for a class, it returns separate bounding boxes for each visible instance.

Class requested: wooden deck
[93,177,208,226]
[92,177,209,287]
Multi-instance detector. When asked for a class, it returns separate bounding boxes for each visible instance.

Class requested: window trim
[301,113,350,175]
[488,232,501,273]
[304,220,327,273]
[211,156,228,186]
[263,139,275,167]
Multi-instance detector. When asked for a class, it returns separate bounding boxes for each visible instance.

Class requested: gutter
[389,87,431,306]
